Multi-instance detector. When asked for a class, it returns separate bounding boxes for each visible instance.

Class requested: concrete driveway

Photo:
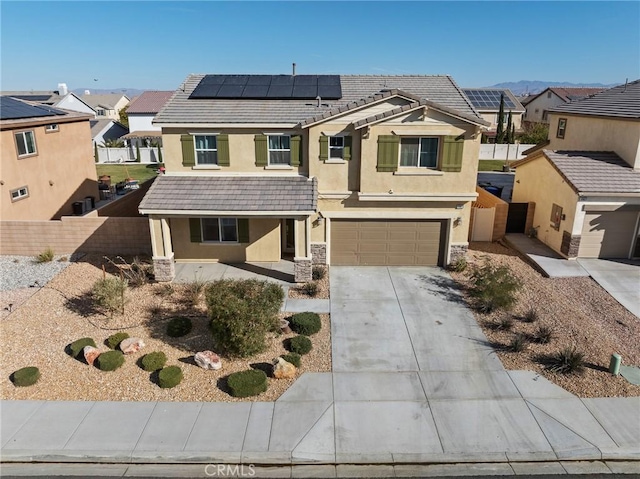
[577,258,640,317]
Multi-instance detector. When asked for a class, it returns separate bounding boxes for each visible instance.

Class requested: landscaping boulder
[120,337,145,354]
[273,357,296,379]
[194,350,222,370]
[280,319,292,334]
[83,346,100,366]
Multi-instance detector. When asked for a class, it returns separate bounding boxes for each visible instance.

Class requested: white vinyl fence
[98,147,164,164]
[479,144,536,161]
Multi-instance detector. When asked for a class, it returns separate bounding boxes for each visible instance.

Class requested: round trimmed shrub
[97,350,125,371]
[12,367,40,387]
[106,332,130,350]
[69,337,97,359]
[289,312,321,336]
[227,369,268,398]
[158,366,183,388]
[141,351,167,372]
[287,335,312,355]
[166,316,192,337]
[280,353,301,368]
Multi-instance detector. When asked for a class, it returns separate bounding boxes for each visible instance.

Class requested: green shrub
[166,316,192,337]
[106,332,130,350]
[207,279,284,358]
[12,367,40,387]
[280,353,301,368]
[544,347,585,374]
[92,276,128,317]
[469,262,521,313]
[141,351,167,371]
[509,333,528,352]
[184,276,207,306]
[96,350,125,371]
[523,308,539,323]
[156,283,175,297]
[35,247,55,263]
[534,325,553,344]
[103,256,151,287]
[158,365,183,388]
[227,369,268,398]
[497,316,514,331]
[447,257,468,273]
[300,282,318,297]
[312,266,326,281]
[287,335,312,355]
[289,312,321,336]
[69,337,97,359]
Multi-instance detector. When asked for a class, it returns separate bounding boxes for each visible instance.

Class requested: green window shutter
[181,134,195,167]
[254,134,268,166]
[343,136,352,161]
[189,218,201,243]
[319,136,328,161]
[441,136,464,172]
[237,219,250,243]
[217,134,230,166]
[291,135,302,166]
[376,135,399,172]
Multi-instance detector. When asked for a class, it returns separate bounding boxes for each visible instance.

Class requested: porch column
[293,216,312,283]
[151,216,175,282]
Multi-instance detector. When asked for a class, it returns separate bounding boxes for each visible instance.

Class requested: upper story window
[329,136,344,160]
[10,186,29,202]
[268,135,291,165]
[547,91,552,98]
[15,131,37,157]
[96,109,106,116]
[556,118,567,139]
[542,110,549,121]
[45,124,59,133]
[400,137,439,169]
[194,135,218,165]
[200,218,238,242]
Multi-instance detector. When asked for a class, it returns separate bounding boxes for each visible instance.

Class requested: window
[45,124,59,132]
[15,131,37,157]
[200,218,238,242]
[550,203,563,231]
[329,136,344,160]
[400,137,439,169]
[96,109,106,116]
[542,110,548,121]
[10,186,29,202]
[556,118,567,139]
[547,91,552,98]
[268,135,291,165]
[194,135,218,165]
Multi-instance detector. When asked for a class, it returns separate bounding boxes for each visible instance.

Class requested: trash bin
[85,196,96,209]
[72,201,84,215]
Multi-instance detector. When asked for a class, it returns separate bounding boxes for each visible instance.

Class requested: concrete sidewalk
[504,234,589,278]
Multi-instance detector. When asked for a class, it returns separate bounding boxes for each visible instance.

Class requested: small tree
[505,111,513,143]
[495,93,506,144]
[469,261,521,313]
[94,142,99,163]
[135,144,141,163]
[157,144,163,163]
[518,123,549,144]
[118,104,129,128]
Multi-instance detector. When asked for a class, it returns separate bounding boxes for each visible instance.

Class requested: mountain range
[486,80,620,96]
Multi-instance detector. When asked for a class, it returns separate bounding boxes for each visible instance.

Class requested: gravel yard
[0,256,331,402]
[288,265,330,299]
[450,242,640,398]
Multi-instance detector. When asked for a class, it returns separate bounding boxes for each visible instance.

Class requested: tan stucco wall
[523,92,565,124]
[170,217,281,262]
[512,155,579,254]
[307,125,361,193]
[1,119,99,220]
[478,111,523,131]
[547,114,640,168]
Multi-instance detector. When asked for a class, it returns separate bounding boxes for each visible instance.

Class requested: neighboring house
[462,88,525,141]
[124,90,173,147]
[2,85,97,117]
[522,87,606,124]
[139,73,489,281]
[54,91,96,117]
[0,96,99,220]
[511,80,640,259]
[81,93,130,121]
[90,119,128,146]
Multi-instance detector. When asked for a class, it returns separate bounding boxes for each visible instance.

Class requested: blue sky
[1,1,638,91]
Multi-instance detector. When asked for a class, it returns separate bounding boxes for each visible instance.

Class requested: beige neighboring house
[1,96,99,220]
[139,73,489,281]
[462,88,525,141]
[124,91,173,147]
[522,87,606,124]
[511,80,640,259]
[81,93,130,121]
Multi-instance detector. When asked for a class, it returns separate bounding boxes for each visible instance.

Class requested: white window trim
[328,135,345,161]
[268,134,291,166]
[45,124,59,133]
[15,131,37,157]
[193,134,218,166]
[399,136,440,169]
[10,186,29,202]
[200,217,238,243]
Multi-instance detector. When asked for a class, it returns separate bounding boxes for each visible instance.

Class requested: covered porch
[173,260,296,285]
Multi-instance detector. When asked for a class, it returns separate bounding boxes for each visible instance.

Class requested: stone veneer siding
[294,257,312,283]
[311,243,327,265]
[153,255,175,282]
[561,231,581,258]
[449,244,469,263]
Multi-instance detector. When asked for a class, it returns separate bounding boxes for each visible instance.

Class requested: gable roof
[549,80,640,119]
[81,93,129,110]
[462,88,525,113]
[90,119,128,138]
[0,96,92,127]
[548,87,607,102]
[127,91,174,114]
[154,74,483,125]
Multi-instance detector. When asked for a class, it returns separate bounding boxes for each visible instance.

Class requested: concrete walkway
[578,258,640,318]
[2,267,639,472]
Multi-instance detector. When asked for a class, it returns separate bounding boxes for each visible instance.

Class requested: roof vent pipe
[292,63,296,76]
[316,95,321,107]
[623,78,628,92]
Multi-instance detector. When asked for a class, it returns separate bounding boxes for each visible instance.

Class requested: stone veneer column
[294,257,312,283]
[449,244,469,263]
[310,243,327,265]
[153,254,175,282]
[561,231,581,258]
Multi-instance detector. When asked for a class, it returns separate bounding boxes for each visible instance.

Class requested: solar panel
[317,85,342,99]
[293,75,316,86]
[216,85,246,98]
[0,96,66,120]
[292,85,317,98]
[242,85,270,97]
[222,75,249,85]
[463,89,516,109]
[246,75,272,85]
[318,76,340,86]
[199,75,226,85]
[267,85,294,98]
[270,75,295,86]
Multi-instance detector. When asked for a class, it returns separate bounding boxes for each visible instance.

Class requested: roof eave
[139,209,316,217]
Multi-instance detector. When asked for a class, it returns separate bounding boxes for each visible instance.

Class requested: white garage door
[579,211,638,258]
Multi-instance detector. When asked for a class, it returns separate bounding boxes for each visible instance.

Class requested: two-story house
[522,87,606,125]
[511,80,640,259]
[139,74,489,282]
[462,88,525,142]
[1,96,99,220]
[80,93,130,121]
[124,91,173,147]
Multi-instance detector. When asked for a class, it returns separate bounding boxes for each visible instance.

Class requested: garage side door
[579,211,638,258]
[331,220,445,266]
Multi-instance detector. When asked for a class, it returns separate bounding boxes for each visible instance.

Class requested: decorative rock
[273,357,297,379]
[194,350,222,370]
[119,337,145,354]
[280,319,292,334]
[83,346,100,366]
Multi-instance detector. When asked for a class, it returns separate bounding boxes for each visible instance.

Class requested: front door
[282,218,295,254]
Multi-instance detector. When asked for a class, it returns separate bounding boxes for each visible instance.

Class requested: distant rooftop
[0,91,60,104]
[81,93,129,110]
[462,88,524,112]
[549,80,640,119]
[127,91,174,114]
[548,87,607,102]
[0,96,66,121]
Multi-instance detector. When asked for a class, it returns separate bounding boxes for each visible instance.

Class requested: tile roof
[154,74,482,125]
[126,91,174,114]
[0,91,60,104]
[139,175,317,213]
[89,119,128,137]
[548,87,607,102]
[549,80,640,119]
[542,150,640,194]
[81,93,128,110]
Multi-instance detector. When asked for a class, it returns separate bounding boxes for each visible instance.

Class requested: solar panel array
[463,90,516,109]
[189,75,342,100]
[0,96,67,120]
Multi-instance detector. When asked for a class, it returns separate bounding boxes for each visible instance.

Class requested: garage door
[579,211,638,258]
[331,219,446,266]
